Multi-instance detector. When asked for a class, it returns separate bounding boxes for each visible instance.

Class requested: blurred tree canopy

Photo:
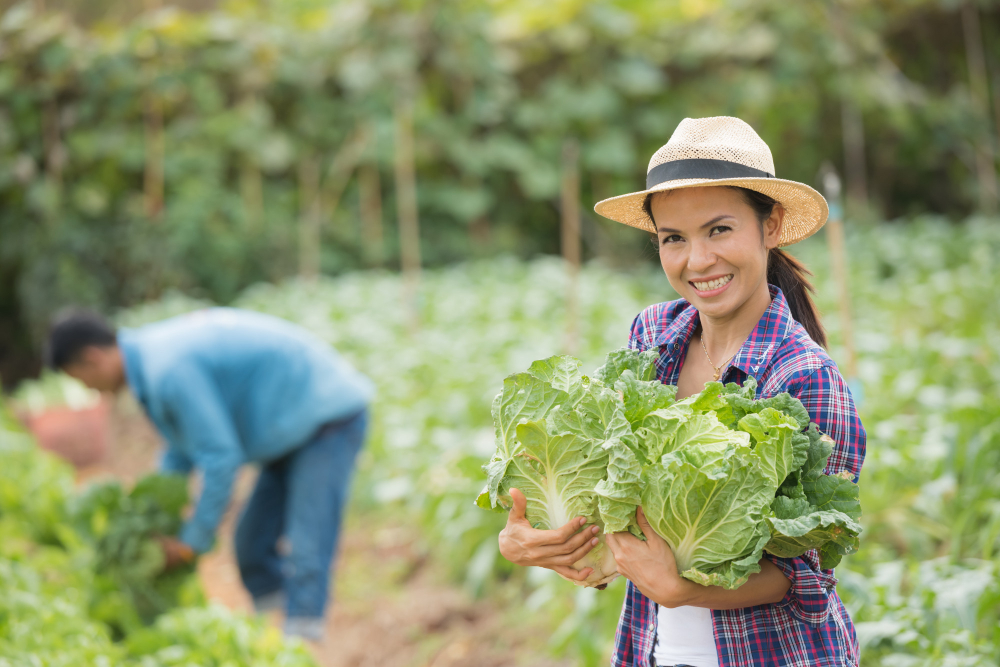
[1,0,999,382]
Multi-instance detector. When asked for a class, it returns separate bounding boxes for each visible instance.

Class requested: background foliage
[3,0,1000,381]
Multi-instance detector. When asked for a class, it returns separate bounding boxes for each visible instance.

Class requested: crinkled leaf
[641,446,773,590]
[595,439,643,537]
[802,472,862,521]
[503,419,618,587]
[593,348,659,386]
[738,407,809,489]
[615,369,677,429]
[505,420,609,529]
[766,495,862,569]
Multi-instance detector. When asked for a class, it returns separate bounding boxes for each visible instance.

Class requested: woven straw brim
[594,177,829,247]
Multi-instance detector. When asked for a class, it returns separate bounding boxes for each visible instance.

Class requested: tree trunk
[561,139,581,356]
[961,2,998,213]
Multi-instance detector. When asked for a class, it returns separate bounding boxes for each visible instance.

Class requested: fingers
[508,488,528,521]
[556,533,600,566]
[547,514,588,543]
[552,565,594,582]
[635,506,657,541]
[605,532,620,558]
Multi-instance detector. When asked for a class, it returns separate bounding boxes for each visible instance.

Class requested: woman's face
[651,186,783,319]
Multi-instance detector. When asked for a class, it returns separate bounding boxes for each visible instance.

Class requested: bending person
[47,307,374,642]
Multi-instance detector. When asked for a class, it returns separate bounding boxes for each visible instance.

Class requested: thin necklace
[700,334,736,381]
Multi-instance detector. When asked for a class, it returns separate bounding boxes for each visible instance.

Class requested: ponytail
[766,247,826,348]
[728,187,828,348]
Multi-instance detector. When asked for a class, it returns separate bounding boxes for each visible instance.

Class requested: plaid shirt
[613,286,865,667]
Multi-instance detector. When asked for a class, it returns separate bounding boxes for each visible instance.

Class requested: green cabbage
[477,348,862,589]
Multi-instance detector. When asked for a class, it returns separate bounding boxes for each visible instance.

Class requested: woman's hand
[605,507,690,607]
[498,488,600,582]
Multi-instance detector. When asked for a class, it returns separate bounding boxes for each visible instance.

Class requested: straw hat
[594,116,828,247]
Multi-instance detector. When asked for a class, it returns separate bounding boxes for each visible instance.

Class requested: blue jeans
[234,408,367,621]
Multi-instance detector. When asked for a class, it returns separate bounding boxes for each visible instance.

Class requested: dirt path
[78,396,571,667]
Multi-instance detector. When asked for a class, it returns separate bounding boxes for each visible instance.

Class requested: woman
[498,116,865,666]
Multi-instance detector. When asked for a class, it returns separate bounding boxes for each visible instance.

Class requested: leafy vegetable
[478,348,863,589]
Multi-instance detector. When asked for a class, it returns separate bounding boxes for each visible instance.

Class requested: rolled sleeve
[764,550,838,626]
[794,364,866,481]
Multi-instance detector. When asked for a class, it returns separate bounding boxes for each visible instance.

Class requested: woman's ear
[763,204,785,249]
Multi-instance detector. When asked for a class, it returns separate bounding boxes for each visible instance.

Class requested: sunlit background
[1,1,999,666]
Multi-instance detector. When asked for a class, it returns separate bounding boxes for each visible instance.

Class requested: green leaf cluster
[0,399,317,666]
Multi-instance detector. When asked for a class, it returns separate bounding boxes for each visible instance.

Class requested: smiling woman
[592,117,866,667]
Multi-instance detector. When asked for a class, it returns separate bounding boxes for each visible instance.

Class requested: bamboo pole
[297,127,370,281]
[322,124,371,233]
[961,2,998,214]
[395,97,421,327]
[821,164,857,381]
[840,99,868,210]
[298,155,322,280]
[561,139,581,356]
[42,98,63,216]
[359,163,384,267]
[144,91,164,221]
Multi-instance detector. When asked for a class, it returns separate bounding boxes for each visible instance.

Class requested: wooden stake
[840,99,868,209]
[561,139,581,356]
[42,99,63,214]
[144,91,164,221]
[395,98,421,327]
[821,163,857,380]
[961,2,998,213]
[322,124,371,235]
[298,155,322,280]
[359,163,384,267]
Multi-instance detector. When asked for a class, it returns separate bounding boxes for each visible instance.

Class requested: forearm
[653,558,791,610]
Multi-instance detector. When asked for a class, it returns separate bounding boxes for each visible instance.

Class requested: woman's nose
[686,240,717,273]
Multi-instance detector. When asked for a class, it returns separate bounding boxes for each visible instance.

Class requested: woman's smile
[689,273,734,296]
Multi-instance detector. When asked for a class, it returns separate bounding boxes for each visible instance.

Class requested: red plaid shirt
[613,286,865,667]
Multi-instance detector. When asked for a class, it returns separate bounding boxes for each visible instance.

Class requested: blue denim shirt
[119,308,374,552]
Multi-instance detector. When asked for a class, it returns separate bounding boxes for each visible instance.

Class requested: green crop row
[0,408,318,667]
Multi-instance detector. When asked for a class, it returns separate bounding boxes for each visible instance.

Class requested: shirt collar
[651,285,795,379]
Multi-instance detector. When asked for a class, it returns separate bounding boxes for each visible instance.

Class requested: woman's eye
[710,225,732,236]
[660,234,683,245]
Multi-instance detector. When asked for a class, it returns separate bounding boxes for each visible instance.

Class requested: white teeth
[692,275,733,291]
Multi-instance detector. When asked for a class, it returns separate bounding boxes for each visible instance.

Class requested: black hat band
[646,158,774,190]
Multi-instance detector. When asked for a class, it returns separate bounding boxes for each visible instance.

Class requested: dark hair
[643,187,827,347]
[45,309,118,369]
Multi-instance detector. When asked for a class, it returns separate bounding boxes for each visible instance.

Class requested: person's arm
[758,363,866,624]
[160,446,194,475]
[160,363,244,554]
[606,507,789,609]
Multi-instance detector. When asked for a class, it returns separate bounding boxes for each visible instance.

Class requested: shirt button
[673,343,680,351]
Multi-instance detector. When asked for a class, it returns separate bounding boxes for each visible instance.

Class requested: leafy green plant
[477,348,862,590]
[73,473,199,632]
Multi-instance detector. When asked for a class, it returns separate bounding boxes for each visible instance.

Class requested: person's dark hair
[45,309,118,369]
[643,187,827,347]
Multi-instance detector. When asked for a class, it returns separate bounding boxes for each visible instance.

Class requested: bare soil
[75,395,571,667]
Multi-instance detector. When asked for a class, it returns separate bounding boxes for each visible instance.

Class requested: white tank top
[653,605,720,667]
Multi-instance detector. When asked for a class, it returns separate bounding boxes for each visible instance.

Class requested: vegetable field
[5,216,999,666]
